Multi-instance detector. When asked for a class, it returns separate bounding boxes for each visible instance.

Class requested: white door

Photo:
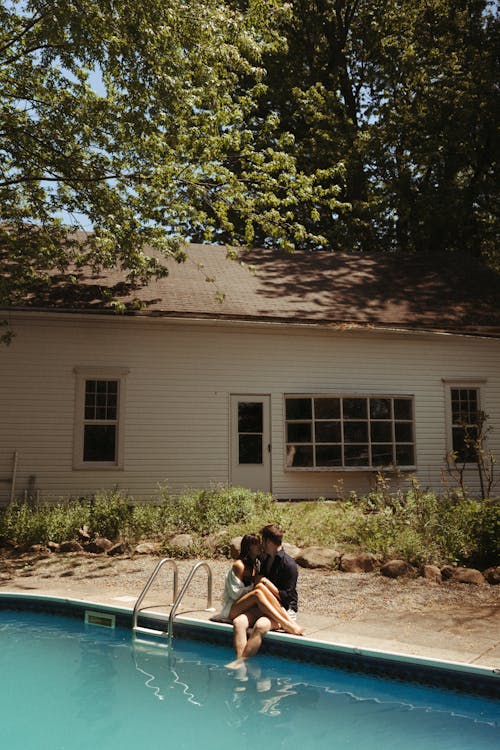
[230,395,271,492]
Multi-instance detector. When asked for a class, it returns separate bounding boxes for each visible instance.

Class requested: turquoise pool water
[1,611,499,750]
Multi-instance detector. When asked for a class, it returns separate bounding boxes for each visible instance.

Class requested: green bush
[88,490,133,540]
[157,485,275,535]
[336,485,489,566]
[0,499,90,545]
[127,503,165,540]
[1,483,497,569]
[473,500,500,568]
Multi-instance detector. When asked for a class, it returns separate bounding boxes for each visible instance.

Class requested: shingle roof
[11,243,500,336]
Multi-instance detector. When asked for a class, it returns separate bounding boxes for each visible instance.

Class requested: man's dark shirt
[261,548,298,612]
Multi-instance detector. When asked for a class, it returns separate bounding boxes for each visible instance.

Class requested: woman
[215,533,303,636]
[214,533,261,622]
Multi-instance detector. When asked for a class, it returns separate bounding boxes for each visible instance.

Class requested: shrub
[88,490,133,540]
[0,499,90,546]
[157,485,275,535]
[126,503,165,540]
[472,499,500,568]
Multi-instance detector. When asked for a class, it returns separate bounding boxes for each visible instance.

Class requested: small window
[73,368,129,469]
[450,387,480,463]
[285,394,415,470]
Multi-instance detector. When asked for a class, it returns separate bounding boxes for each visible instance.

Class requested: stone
[340,552,378,573]
[134,541,162,555]
[107,541,131,556]
[282,542,302,559]
[84,537,114,554]
[440,565,455,580]
[230,536,243,559]
[47,541,60,552]
[59,540,84,553]
[201,534,219,554]
[484,566,500,585]
[295,546,341,569]
[380,559,412,578]
[451,567,486,585]
[169,533,193,550]
[422,564,442,583]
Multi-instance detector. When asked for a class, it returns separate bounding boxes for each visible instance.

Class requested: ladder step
[133,626,168,638]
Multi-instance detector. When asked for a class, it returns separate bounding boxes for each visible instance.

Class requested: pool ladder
[132,558,215,642]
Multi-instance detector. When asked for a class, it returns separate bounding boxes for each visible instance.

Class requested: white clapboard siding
[0,312,499,504]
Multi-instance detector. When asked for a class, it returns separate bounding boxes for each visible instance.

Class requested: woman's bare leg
[229,588,303,636]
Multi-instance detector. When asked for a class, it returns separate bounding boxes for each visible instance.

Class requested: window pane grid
[85,380,119,422]
[450,387,479,462]
[83,379,119,463]
[286,396,414,469]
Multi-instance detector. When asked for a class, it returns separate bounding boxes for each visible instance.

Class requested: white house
[1,244,499,504]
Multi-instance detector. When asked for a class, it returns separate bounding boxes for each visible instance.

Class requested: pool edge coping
[1,591,499,684]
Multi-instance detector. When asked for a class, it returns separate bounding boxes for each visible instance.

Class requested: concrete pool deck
[2,579,499,671]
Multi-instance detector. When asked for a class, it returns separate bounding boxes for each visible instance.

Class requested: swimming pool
[1,608,499,750]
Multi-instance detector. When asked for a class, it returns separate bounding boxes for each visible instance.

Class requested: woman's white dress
[211,567,253,622]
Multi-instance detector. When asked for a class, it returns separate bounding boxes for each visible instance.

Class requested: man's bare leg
[242,616,272,659]
[232,613,251,658]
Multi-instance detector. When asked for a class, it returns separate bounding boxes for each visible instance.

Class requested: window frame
[73,367,129,470]
[284,393,416,472]
[443,380,485,466]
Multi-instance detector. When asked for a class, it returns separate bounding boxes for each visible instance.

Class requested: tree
[0,0,343,314]
[214,1,498,262]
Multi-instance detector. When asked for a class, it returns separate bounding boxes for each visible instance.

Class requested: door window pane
[239,435,262,464]
[238,402,263,433]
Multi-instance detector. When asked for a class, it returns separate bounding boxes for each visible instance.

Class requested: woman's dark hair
[239,533,260,564]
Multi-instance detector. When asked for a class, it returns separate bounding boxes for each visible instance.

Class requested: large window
[285,395,415,470]
[73,367,128,469]
[450,387,480,463]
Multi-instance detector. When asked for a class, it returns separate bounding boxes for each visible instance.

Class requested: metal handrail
[132,557,179,631]
[167,561,214,641]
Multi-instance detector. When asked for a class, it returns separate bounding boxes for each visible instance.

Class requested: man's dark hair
[260,523,283,546]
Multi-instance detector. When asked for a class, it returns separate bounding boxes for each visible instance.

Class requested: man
[259,523,298,619]
[231,523,300,662]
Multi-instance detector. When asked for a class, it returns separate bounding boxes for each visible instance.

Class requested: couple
[215,523,304,662]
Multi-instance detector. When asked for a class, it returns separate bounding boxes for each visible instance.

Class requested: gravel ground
[1,551,498,620]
